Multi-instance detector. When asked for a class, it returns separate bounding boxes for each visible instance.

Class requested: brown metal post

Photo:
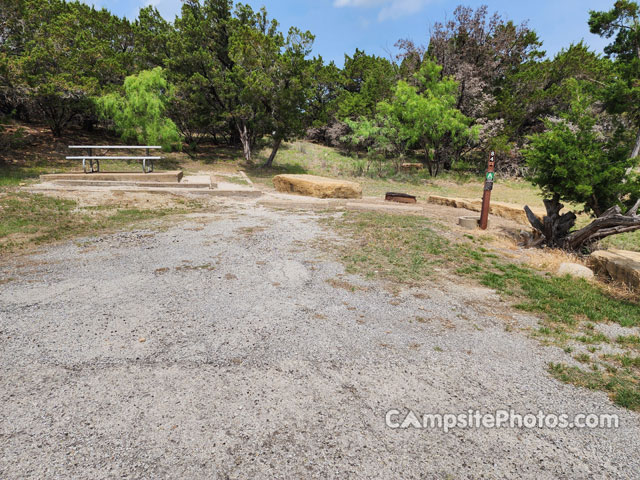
[479,151,495,230]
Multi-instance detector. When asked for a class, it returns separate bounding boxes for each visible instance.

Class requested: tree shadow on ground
[192,144,243,165]
[243,162,308,181]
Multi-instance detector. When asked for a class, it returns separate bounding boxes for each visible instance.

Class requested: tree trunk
[237,122,251,162]
[262,137,282,168]
[426,159,434,176]
[523,197,640,251]
[626,129,640,178]
[424,146,435,177]
[50,123,63,138]
[631,129,640,159]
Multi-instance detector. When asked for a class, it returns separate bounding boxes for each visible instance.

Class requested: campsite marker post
[479,151,495,230]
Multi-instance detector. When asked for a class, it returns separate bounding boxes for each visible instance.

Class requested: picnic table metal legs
[142,148,154,173]
[82,148,100,173]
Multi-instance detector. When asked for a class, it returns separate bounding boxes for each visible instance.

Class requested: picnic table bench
[66,145,162,173]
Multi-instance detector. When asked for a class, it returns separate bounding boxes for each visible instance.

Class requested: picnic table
[66,145,162,173]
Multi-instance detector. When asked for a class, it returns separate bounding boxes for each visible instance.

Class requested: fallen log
[523,196,640,251]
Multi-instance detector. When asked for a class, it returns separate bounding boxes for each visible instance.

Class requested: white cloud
[333,0,433,21]
[334,0,388,6]
[377,0,430,21]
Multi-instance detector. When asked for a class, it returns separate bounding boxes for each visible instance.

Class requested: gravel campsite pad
[1,200,639,479]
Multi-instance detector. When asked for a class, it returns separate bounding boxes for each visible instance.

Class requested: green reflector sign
[486,172,495,182]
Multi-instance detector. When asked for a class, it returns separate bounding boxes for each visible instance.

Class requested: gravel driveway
[1,200,638,479]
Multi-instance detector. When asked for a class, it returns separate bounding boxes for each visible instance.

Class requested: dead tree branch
[523,198,640,251]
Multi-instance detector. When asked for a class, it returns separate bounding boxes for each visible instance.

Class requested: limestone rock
[428,195,475,210]
[273,174,362,199]
[557,262,594,280]
[590,249,640,290]
[428,195,545,225]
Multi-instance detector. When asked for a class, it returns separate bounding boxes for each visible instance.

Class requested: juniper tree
[522,81,640,250]
[590,1,640,160]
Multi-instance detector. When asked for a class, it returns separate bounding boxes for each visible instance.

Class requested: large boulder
[590,249,640,290]
[273,174,362,199]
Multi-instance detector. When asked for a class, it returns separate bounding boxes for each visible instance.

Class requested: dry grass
[326,277,366,292]
[524,248,584,273]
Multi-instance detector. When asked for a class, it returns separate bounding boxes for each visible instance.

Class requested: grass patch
[323,211,456,283]
[576,332,610,344]
[574,353,591,363]
[600,229,640,252]
[477,263,639,327]
[610,353,640,369]
[617,335,640,346]
[327,210,639,327]
[549,363,640,411]
[0,165,49,186]
[0,191,193,252]
[222,175,250,186]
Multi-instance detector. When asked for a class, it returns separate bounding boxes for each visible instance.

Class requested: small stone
[458,216,479,229]
[557,262,594,280]
[139,337,146,343]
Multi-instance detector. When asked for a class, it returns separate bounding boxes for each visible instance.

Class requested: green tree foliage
[337,50,396,120]
[375,60,478,176]
[590,1,640,159]
[0,0,23,116]
[589,0,640,61]
[343,114,406,175]
[427,5,543,118]
[345,59,477,176]
[166,0,313,163]
[307,58,342,127]
[260,29,315,166]
[495,43,613,147]
[97,67,182,151]
[523,81,638,216]
[164,0,235,150]
[3,0,135,136]
[228,5,315,165]
[345,116,404,159]
[134,6,173,70]
[414,5,543,170]
[2,0,640,182]
[134,6,209,152]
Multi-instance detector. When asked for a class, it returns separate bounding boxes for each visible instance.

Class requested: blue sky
[87,0,613,66]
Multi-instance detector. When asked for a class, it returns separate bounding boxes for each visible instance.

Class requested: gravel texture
[1,200,639,479]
